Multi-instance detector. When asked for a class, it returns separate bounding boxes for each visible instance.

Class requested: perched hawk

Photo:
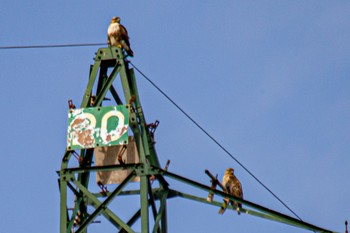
[107,16,134,57]
[222,167,243,214]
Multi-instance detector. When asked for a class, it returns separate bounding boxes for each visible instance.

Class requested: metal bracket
[72,151,83,166]
[68,99,76,109]
[116,145,127,165]
[346,221,348,233]
[90,95,111,107]
[204,169,231,214]
[146,120,159,134]
[146,120,160,145]
[97,181,109,196]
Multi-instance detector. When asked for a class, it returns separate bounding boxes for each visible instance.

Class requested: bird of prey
[222,167,243,214]
[107,16,134,57]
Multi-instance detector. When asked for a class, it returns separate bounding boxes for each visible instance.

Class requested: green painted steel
[58,46,337,233]
[59,47,166,233]
[159,168,338,233]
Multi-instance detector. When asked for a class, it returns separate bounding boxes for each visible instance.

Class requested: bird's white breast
[108,23,121,46]
[108,23,120,36]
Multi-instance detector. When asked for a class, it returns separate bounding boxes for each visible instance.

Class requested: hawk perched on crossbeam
[222,167,243,214]
[107,16,134,57]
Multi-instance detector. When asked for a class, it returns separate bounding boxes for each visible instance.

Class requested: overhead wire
[129,61,304,222]
[0,43,106,50]
[1,42,303,222]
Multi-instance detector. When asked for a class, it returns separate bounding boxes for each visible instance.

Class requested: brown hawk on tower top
[107,16,134,57]
[222,167,243,214]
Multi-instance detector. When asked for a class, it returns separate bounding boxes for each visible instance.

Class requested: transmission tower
[58,47,337,233]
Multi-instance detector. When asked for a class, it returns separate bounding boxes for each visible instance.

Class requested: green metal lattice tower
[58,47,337,233]
[58,47,167,233]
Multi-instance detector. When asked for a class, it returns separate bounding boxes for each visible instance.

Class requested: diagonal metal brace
[157,167,337,233]
[73,171,137,233]
[94,64,121,107]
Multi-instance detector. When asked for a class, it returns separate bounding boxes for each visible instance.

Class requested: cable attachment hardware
[68,99,76,109]
[72,151,83,166]
[146,120,159,134]
[129,95,136,105]
[90,95,111,107]
[128,95,137,113]
[90,95,95,107]
[146,120,160,144]
[164,160,171,171]
[151,160,170,184]
[73,211,82,226]
[345,220,348,233]
[117,145,127,165]
[97,181,109,196]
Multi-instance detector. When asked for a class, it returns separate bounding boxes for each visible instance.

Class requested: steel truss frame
[58,47,337,233]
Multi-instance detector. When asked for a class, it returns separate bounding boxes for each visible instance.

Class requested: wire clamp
[68,99,76,109]
[97,181,109,196]
[117,145,127,165]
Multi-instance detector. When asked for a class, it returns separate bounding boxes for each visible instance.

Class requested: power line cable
[129,61,304,222]
[0,42,304,222]
[0,43,106,50]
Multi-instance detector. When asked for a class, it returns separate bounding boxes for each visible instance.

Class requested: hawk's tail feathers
[128,48,134,57]
[121,40,134,57]
[219,199,229,215]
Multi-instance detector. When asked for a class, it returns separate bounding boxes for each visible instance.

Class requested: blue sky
[1,1,349,233]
